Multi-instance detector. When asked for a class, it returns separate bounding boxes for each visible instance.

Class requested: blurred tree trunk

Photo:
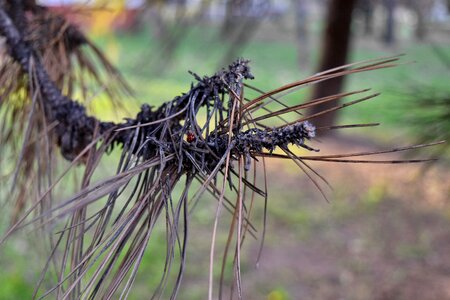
[219,16,261,67]
[220,0,268,66]
[221,0,242,38]
[175,0,187,20]
[308,0,357,128]
[412,0,427,41]
[382,0,397,45]
[295,0,310,68]
[358,0,374,35]
[143,1,167,40]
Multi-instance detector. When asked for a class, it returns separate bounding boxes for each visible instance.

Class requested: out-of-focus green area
[90,25,450,143]
[1,2,450,299]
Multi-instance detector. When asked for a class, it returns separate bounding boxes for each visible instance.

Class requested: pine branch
[0,5,316,167]
[0,3,442,299]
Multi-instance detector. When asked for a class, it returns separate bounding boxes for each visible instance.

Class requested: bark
[308,0,357,128]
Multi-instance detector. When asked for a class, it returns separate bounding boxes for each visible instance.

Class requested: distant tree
[221,0,241,37]
[411,0,431,41]
[382,0,397,45]
[308,0,357,128]
[143,1,168,40]
[294,0,310,67]
[219,0,268,66]
[356,0,374,35]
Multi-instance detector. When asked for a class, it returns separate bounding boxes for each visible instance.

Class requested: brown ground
[179,136,450,300]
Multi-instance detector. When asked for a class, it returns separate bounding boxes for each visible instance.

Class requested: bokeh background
[1,0,449,299]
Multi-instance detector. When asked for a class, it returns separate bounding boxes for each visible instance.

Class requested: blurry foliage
[391,46,450,163]
[267,288,292,300]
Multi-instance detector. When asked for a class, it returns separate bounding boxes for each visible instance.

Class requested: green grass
[90,25,450,144]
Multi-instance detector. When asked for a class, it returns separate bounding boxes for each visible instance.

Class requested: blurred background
[1,0,449,299]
